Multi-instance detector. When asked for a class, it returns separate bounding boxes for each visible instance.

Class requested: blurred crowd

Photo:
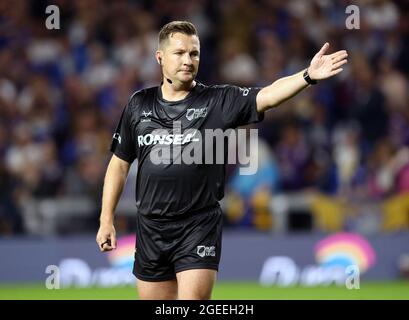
[1,0,409,235]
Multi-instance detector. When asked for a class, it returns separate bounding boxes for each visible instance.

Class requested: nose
[182,53,193,66]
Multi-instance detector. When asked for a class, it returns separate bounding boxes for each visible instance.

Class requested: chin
[179,75,195,83]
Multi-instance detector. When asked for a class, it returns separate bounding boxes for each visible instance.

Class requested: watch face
[304,70,317,85]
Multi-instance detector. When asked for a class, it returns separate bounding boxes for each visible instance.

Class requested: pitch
[0,281,407,300]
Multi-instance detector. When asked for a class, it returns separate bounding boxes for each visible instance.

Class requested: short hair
[158,21,198,48]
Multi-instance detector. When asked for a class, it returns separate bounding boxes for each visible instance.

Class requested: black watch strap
[303,69,317,85]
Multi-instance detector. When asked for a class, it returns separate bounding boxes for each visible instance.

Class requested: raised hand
[308,43,348,80]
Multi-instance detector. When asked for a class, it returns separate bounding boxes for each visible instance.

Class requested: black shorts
[133,205,223,282]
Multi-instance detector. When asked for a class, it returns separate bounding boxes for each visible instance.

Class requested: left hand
[308,42,348,80]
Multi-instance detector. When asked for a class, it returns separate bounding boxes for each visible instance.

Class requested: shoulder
[204,83,233,91]
[126,86,158,113]
[119,86,158,122]
[195,83,237,97]
[205,83,249,93]
[206,84,256,97]
[112,87,158,125]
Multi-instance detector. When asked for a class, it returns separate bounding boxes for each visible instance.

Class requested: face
[157,33,200,85]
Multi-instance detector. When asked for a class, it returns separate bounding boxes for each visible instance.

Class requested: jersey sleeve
[220,85,264,129]
[110,103,137,163]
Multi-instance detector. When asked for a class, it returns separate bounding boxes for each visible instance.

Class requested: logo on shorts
[197,245,215,258]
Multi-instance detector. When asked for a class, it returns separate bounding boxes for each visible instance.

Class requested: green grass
[0,281,408,300]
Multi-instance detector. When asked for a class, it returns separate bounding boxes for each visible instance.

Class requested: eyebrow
[172,49,200,54]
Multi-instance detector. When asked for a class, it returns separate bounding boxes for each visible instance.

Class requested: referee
[96,21,348,300]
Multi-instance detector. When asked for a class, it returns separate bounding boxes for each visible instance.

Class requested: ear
[155,51,162,65]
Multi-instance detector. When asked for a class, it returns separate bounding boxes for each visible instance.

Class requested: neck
[161,78,196,101]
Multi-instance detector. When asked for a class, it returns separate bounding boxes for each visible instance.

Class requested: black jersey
[110,82,264,219]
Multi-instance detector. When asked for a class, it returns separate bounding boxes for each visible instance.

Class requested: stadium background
[0,0,408,299]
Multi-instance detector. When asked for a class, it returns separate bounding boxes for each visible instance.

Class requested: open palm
[308,43,348,80]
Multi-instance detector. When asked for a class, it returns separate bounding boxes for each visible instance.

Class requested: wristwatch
[303,68,317,85]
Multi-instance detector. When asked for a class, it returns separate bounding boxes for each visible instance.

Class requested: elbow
[108,155,131,177]
[257,88,283,112]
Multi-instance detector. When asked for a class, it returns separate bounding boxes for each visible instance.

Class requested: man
[96,21,347,300]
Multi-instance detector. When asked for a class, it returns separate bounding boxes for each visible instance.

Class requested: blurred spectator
[348,53,388,145]
[397,253,409,279]
[220,38,259,85]
[0,160,23,235]
[364,0,399,31]
[276,122,310,191]
[332,122,362,196]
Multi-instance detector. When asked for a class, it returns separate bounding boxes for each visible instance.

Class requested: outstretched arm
[256,43,348,113]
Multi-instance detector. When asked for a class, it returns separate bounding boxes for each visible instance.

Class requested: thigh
[133,215,176,281]
[176,269,217,300]
[173,207,223,273]
[137,278,178,300]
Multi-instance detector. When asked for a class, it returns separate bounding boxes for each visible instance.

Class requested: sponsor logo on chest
[137,130,199,146]
[186,107,207,121]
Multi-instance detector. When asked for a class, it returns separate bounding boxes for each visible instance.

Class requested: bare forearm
[256,43,348,113]
[256,69,308,112]
[100,156,130,224]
